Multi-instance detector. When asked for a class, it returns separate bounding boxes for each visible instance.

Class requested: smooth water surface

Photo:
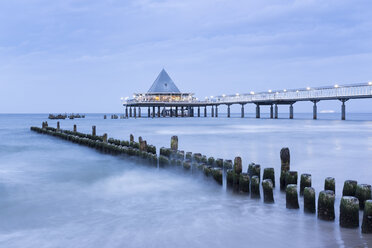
[0,113,371,247]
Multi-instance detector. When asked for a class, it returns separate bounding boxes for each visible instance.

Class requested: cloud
[0,0,372,112]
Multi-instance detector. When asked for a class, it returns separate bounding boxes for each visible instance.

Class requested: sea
[0,113,371,248]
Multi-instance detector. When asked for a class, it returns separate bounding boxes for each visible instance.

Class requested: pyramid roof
[147,69,181,93]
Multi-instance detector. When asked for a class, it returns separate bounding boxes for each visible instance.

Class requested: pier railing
[214,83,372,103]
[125,82,372,106]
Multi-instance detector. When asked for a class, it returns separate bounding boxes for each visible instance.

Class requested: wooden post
[73,124,77,132]
[92,126,96,136]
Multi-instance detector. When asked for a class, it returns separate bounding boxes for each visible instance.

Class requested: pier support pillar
[92,125,96,136]
[289,104,293,119]
[138,107,141,118]
[162,107,166,117]
[130,107,132,117]
[181,106,184,117]
[157,106,161,117]
[211,106,214,117]
[227,105,231,118]
[152,106,155,118]
[241,104,245,118]
[125,107,128,118]
[215,105,218,117]
[340,99,348,120]
[148,107,150,117]
[134,107,137,118]
[204,106,207,117]
[176,106,178,117]
[198,106,200,117]
[312,101,318,120]
[170,107,173,117]
[256,104,260,118]
[270,105,273,119]
[188,106,192,117]
[275,104,278,119]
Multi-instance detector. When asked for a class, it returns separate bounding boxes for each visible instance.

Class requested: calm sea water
[0,113,371,248]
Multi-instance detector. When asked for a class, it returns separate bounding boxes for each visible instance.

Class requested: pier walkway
[123,70,372,120]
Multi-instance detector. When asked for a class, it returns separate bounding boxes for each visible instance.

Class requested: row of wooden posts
[33,121,372,234]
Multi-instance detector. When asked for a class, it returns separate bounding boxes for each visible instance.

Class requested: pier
[123,70,372,120]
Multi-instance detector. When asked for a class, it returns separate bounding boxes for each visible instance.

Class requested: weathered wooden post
[318,190,335,221]
[233,157,242,192]
[212,168,223,185]
[286,184,299,209]
[263,168,275,187]
[355,184,372,210]
[57,121,60,131]
[280,147,290,190]
[343,180,358,196]
[130,134,134,143]
[103,133,108,143]
[92,126,96,136]
[140,140,147,152]
[304,187,316,213]
[73,124,77,132]
[285,171,298,186]
[262,179,274,203]
[340,196,359,228]
[362,200,372,233]
[227,169,234,187]
[251,164,261,182]
[251,176,260,198]
[324,177,335,193]
[239,173,250,193]
[171,136,178,151]
[300,174,312,196]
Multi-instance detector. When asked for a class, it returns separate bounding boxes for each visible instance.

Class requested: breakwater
[31,121,372,234]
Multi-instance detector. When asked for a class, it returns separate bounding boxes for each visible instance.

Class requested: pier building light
[306,87,311,90]
[210,96,214,98]
[125,97,129,100]
[334,84,339,88]
[250,91,255,95]
[268,89,272,93]
[283,89,287,92]
[296,90,299,93]
[120,97,124,100]
[368,82,372,85]
[236,93,239,96]
[222,94,226,97]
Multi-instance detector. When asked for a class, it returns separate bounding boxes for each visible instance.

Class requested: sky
[0,0,372,113]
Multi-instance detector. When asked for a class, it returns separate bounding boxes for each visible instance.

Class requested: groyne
[31,122,372,234]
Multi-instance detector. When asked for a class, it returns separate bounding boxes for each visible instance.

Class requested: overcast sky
[1,0,372,113]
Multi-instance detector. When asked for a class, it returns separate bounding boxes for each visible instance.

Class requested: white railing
[124,82,372,105]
